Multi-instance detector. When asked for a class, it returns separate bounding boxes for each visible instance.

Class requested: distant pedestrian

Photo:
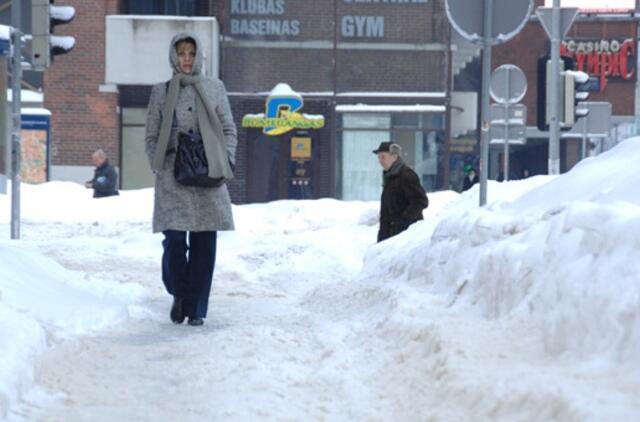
[84,149,119,198]
[144,32,237,327]
[374,142,429,242]
[461,164,479,192]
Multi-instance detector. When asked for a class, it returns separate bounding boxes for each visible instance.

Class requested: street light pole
[635,0,640,134]
[479,0,493,206]
[548,0,561,175]
[10,0,21,239]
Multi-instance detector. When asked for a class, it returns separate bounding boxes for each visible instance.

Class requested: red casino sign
[560,38,636,92]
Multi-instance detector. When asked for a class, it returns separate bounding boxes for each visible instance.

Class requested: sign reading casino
[560,38,636,92]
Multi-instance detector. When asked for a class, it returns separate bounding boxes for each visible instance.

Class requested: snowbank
[363,137,640,365]
[0,241,140,417]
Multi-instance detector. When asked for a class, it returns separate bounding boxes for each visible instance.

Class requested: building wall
[41,0,451,200]
[44,0,120,167]
[221,0,449,93]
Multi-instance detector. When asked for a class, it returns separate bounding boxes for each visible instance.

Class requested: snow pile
[363,138,640,365]
[0,183,152,418]
[1,139,639,420]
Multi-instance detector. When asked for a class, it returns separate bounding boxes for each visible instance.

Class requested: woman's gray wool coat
[144,32,237,233]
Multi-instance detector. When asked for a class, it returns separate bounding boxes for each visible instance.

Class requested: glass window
[342,113,391,130]
[337,111,445,198]
[392,113,419,128]
[339,114,391,201]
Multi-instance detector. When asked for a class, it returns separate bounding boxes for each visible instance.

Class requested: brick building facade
[488,0,637,177]
[44,0,120,177]
[37,0,636,198]
[41,0,452,203]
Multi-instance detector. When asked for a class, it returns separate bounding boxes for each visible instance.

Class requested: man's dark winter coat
[377,160,429,242]
[462,173,479,192]
[91,161,119,198]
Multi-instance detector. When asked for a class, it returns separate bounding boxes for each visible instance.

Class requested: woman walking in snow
[144,32,237,326]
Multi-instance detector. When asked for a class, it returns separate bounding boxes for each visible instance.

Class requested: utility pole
[11,0,22,239]
[548,0,561,175]
[635,0,640,134]
[479,0,493,206]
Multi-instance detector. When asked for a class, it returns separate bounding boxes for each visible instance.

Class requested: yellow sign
[291,137,312,160]
[242,83,325,136]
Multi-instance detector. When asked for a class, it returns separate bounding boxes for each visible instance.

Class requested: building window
[337,112,445,200]
[124,0,197,16]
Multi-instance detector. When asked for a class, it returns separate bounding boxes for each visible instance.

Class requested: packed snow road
[6,211,601,422]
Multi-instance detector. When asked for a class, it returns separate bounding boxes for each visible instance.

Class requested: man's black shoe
[188,317,204,326]
[170,297,185,324]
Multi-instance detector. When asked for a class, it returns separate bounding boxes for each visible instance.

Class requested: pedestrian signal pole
[10,0,22,239]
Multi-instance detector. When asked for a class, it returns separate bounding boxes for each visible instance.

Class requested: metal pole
[479,0,492,206]
[503,67,510,182]
[0,57,7,194]
[11,0,21,239]
[581,118,587,159]
[548,0,561,175]
[635,0,640,134]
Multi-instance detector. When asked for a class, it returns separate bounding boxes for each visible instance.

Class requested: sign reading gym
[229,0,430,38]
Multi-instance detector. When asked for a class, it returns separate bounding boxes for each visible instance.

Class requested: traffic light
[561,69,590,129]
[536,55,575,131]
[31,0,76,70]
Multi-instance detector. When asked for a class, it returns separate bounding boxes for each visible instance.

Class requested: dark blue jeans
[162,230,217,319]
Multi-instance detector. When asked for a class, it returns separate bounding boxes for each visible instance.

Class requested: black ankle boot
[187,317,204,326]
[170,297,185,324]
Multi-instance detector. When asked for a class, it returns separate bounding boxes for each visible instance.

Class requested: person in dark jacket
[374,142,429,242]
[461,164,479,192]
[84,149,119,198]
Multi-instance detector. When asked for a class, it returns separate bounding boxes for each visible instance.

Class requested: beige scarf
[151,74,232,181]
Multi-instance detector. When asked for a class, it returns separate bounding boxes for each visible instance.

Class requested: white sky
[544,0,635,10]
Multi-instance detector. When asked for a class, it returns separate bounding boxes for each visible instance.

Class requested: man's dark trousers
[162,230,217,319]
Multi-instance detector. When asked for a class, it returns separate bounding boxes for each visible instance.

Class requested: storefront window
[338,112,444,200]
[339,114,391,201]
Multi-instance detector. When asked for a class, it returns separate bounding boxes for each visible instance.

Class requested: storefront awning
[335,104,446,113]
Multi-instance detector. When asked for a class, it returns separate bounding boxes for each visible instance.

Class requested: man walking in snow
[85,149,119,198]
[374,142,428,242]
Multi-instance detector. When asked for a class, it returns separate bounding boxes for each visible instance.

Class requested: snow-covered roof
[21,107,51,116]
[336,104,446,113]
[0,24,10,41]
[108,15,217,22]
[337,92,447,98]
[7,90,44,103]
[269,83,302,100]
[229,91,447,98]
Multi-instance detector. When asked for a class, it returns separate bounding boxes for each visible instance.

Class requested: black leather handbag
[174,132,225,188]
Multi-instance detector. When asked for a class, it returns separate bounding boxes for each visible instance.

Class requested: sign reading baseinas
[229,0,430,39]
[242,83,325,136]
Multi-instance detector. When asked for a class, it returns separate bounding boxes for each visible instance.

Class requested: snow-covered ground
[0,138,639,421]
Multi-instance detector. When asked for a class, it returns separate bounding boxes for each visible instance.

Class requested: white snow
[268,82,302,100]
[50,5,75,23]
[0,25,10,41]
[49,35,75,51]
[20,108,50,116]
[1,138,640,420]
[7,90,43,104]
[336,104,446,112]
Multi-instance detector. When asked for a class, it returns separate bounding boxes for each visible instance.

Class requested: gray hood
[169,32,205,76]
